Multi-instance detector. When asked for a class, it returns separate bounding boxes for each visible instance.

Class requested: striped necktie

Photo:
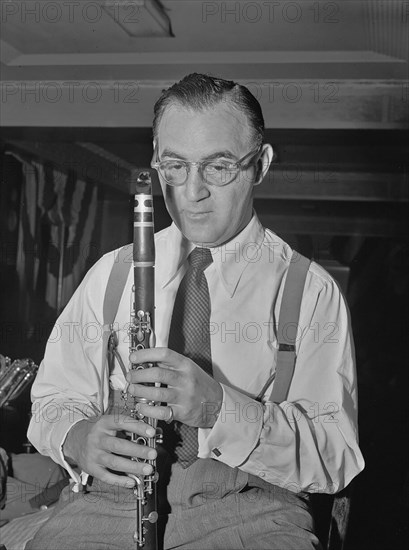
[167,247,213,468]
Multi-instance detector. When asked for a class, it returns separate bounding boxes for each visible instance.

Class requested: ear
[254,144,273,186]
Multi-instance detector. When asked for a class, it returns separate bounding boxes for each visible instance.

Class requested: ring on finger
[165,406,174,424]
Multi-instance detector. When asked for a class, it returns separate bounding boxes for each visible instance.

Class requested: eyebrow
[160,148,238,161]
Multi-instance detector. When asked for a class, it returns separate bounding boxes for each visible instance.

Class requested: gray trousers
[26,458,320,550]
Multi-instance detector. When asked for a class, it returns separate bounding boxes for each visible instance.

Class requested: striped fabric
[13,154,102,322]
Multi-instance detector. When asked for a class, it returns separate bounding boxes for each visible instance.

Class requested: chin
[187,231,218,247]
[181,224,218,247]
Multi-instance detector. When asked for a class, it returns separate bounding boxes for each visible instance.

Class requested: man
[27,73,364,549]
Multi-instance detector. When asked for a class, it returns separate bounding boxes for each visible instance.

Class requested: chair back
[311,483,353,550]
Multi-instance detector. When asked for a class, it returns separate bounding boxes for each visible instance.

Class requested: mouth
[184,211,211,220]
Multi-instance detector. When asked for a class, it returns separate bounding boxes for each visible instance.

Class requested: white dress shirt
[28,213,364,493]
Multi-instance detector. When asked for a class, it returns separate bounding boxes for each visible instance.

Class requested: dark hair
[152,73,264,147]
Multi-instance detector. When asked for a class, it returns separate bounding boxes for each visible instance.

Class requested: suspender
[103,245,132,328]
[103,244,132,377]
[269,252,311,403]
[102,247,311,404]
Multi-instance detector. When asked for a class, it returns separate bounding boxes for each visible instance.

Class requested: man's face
[155,102,260,247]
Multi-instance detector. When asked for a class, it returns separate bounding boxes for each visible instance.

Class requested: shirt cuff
[59,417,90,490]
[198,384,264,467]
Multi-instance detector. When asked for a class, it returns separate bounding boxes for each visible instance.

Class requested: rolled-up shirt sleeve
[198,266,365,494]
[27,254,113,482]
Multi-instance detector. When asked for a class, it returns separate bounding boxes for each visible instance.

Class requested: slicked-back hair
[152,73,265,147]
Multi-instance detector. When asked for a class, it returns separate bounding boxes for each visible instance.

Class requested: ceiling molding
[78,142,137,172]
[4,49,403,67]
[2,60,406,82]
[1,79,407,129]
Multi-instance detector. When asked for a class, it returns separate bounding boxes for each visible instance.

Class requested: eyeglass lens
[160,160,238,186]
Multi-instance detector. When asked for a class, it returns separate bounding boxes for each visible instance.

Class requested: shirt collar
[162,212,265,298]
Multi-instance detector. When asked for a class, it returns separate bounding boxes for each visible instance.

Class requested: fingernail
[143,465,152,475]
[148,450,156,460]
[147,428,155,437]
[125,479,135,488]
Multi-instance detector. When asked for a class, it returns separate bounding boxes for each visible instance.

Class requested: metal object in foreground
[0,356,38,408]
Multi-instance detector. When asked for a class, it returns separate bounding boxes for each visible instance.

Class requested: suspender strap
[103,244,132,376]
[269,252,311,404]
[103,245,132,327]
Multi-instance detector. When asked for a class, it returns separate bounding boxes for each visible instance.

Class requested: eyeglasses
[150,144,262,187]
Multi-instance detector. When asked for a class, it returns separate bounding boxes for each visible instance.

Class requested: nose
[184,164,210,202]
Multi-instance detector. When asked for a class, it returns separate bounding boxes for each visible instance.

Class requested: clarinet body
[125,171,159,549]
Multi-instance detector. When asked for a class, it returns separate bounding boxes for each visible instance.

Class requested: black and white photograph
[0,2,408,549]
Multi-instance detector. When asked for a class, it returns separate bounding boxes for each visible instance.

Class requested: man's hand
[62,414,157,488]
[128,347,223,428]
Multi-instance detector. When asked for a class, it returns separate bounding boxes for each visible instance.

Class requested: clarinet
[125,171,159,548]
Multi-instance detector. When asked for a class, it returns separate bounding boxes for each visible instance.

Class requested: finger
[135,403,177,423]
[127,383,175,403]
[102,415,156,438]
[103,436,157,461]
[100,453,154,479]
[129,347,181,367]
[127,366,178,386]
[93,466,137,489]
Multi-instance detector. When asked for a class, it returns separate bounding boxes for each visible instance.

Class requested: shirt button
[259,471,266,477]
[212,448,221,457]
